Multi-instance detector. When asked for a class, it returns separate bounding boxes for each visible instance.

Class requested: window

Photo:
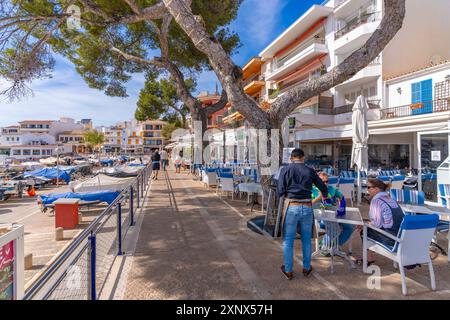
[6,137,9,141]
[33,150,40,155]
[23,149,31,155]
[411,79,433,114]
[12,150,21,156]
[217,116,223,124]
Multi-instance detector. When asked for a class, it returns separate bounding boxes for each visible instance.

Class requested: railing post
[137,180,140,208]
[117,203,123,255]
[130,187,134,226]
[88,233,96,300]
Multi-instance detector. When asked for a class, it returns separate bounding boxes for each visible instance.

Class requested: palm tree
[83,130,105,155]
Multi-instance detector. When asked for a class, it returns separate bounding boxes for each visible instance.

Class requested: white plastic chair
[338,183,354,207]
[363,214,439,295]
[216,174,236,200]
[202,171,217,189]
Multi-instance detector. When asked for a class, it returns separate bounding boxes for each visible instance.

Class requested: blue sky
[0,0,322,128]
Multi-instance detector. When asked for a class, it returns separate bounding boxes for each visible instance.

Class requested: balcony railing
[380,99,450,120]
[270,36,325,74]
[333,99,381,115]
[335,10,381,40]
[243,73,264,87]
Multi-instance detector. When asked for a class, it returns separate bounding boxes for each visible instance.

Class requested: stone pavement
[110,169,450,300]
[0,184,106,288]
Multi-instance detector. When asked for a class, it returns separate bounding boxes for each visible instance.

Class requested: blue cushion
[339,178,355,184]
[391,175,405,181]
[437,220,449,233]
[219,172,233,179]
[400,214,439,230]
[328,177,339,185]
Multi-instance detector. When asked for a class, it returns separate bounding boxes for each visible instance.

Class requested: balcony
[380,99,450,120]
[334,10,381,54]
[333,99,380,115]
[334,0,375,17]
[335,58,381,90]
[243,74,265,96]
[266,37,328,81]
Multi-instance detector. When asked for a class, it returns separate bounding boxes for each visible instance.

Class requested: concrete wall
[0,133,55,146]
[49,120,84,137]
[382,0,450,80]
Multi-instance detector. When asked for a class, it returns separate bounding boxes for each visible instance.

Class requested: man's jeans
[283,205,313,272]
[162,159,168,171]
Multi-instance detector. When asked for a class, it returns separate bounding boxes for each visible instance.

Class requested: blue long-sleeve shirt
[277,163,328,201]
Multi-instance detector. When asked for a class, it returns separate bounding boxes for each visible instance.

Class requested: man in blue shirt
[277,148,329,280]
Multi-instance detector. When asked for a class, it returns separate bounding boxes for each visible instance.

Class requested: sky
[0,0,323,128]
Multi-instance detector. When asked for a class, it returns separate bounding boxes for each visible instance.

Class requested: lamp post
[54,147,62,187]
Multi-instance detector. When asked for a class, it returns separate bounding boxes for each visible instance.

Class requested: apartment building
[141,119,167,153]
[252,0,450,174]
[58,130,88,154]
[99,119,144,154]
[0,117,88,161]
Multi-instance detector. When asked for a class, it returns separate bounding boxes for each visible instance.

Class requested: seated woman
[312,172,355,254]
[356,178,405,264]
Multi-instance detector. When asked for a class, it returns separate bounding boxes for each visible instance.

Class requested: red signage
[0,240,14,300]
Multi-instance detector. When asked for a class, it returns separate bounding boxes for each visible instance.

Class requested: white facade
[255,0,450,171]
[0,117,88,160]
[98,119,144,153]
[386,63,450,109]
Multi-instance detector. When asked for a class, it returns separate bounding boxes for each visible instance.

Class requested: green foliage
[135,71,192,127]
[161,122,182,141]
[1,0,242,99]
[83,130,105,151]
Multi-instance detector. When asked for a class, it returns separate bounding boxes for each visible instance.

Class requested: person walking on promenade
[151,150,161,180]
[174,150,183,174]
[160,148,168,171]
[277,148,330,280]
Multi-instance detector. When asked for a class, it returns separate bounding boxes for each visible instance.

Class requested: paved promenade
[107,169,450,300]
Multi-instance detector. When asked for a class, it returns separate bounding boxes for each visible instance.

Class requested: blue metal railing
[23,163,152,300]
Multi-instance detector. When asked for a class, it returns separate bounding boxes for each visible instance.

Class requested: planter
[0,224,24,300]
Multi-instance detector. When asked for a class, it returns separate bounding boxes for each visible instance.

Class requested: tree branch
[110,47,166,68]
[162,0,270,128]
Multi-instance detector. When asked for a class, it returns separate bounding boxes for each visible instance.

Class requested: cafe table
[313,207,364,273]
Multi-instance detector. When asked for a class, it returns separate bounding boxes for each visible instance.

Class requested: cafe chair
[390,189,425,205]
[216,172,236,200]
[362,214,439,295]
[438,184,450,209]
[203,169,217,189]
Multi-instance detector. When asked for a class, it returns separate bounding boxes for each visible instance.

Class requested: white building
[0,117,89,161]
[257,0,450,176]
[99,119,145,154]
